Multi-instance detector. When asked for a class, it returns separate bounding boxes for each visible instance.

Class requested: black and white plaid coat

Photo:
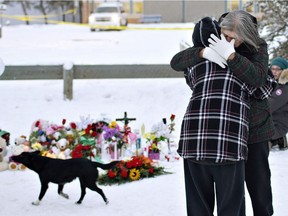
[178,60,253,163]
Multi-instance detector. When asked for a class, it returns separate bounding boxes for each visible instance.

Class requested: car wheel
[90,28,95,32]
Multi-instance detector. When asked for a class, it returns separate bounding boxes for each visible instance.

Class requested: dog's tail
[92,161,120,170]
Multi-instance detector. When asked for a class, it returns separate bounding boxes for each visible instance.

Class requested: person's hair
[219,10,261,50]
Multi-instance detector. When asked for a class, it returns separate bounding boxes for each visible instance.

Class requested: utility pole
[182,0,185,23]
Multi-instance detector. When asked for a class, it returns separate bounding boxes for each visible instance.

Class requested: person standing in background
[269,57,288,150]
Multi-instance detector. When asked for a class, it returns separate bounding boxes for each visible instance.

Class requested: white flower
[77,115,94,130]
[151,122,171,139]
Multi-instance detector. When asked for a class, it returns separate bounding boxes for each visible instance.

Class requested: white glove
[203,47,227,69]
[208,34,235,60]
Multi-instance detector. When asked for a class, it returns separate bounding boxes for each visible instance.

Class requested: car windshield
[95,7,118,13]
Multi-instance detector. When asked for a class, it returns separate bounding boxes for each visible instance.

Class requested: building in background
[79,0,261,23]
[0,0,260,25]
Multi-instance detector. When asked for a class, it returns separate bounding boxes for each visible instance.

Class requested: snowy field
[0,23,287,216]
[0,23,193,65]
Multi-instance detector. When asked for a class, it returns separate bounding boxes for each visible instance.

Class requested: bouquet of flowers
[98,155,170,185]
[142,114,176,159]
[71,143,94,159]
[144,114,176,145]
[143,121,170,152]
[103,121,125,149]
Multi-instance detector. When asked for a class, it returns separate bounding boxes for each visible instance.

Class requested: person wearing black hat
[178,16,260,216]
[269,57,288,150]
[171,10,274,216]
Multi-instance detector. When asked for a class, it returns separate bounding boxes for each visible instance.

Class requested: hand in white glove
[208,34,235,60]
[202,47,227,69]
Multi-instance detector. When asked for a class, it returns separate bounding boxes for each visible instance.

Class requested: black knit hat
[192,17,220,47]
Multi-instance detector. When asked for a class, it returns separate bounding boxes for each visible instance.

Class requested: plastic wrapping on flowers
[98,156,172,185]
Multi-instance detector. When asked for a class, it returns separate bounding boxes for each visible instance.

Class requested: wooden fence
[0,64,183,100]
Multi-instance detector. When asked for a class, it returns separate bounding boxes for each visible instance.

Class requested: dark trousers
[184,159,245,216]
[245,141,274,216]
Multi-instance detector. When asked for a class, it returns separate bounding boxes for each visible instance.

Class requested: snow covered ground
[0,23,193,65]
[0,23,287,216]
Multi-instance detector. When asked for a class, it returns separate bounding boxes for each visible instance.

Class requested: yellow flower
[143,132,156,141]
[151,143,159,151]
[31,142,43,150]
[110,121,117,128]
[129,168,141,181]
[42,151,56,158]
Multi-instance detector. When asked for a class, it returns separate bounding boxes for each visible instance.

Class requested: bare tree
[34,0,49,24]
[3,0,34,25]
[46,0,74,22]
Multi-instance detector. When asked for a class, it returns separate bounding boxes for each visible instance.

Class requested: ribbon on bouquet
[79,136,96,146]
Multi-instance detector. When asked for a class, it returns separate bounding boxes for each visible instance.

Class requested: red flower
[170,114,176,121]
[85,128,90,135]
[121,169,128,178]
[62,119,66,125]
[148,146,152,152]
[91,131,97,137]
[83,145,91,150]
[85,124,92,135]
[126,161,134,169]
[108,170,116,178]
[149,167,154,173]
[35,120,40,127]
[70,122,77,130]
[89,151,95,157]
[134,159,143,167]
[75,143,83,150]
[126,157,143,168]
[71,150,82,158]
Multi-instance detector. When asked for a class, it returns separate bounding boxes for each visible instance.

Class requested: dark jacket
[170,40,275,144]
[268,69,288,139]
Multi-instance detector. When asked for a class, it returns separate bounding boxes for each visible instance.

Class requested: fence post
[63,62,74,100]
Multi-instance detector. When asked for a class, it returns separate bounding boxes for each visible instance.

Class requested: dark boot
[278,136,288,150]
[270,139,279,147]
[269,139,280,151]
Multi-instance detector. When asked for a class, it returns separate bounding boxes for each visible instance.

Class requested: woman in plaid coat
[176,16,257,216]
[171,11,274,216]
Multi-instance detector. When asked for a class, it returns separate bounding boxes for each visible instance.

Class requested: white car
[88,3,128,31]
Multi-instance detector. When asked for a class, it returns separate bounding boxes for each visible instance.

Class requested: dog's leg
[75,180,86,204]
[32,200,41,206]
[58,184,69,199]
[32,181,49,205]
[92,186,109,205]
[85,181,108,204]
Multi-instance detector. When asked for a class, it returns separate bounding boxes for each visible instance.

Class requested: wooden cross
[116,112,136,126]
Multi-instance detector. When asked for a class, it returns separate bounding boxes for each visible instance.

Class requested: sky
[0,23,287,216]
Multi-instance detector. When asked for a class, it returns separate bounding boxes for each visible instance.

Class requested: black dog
[12,151,119,205]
